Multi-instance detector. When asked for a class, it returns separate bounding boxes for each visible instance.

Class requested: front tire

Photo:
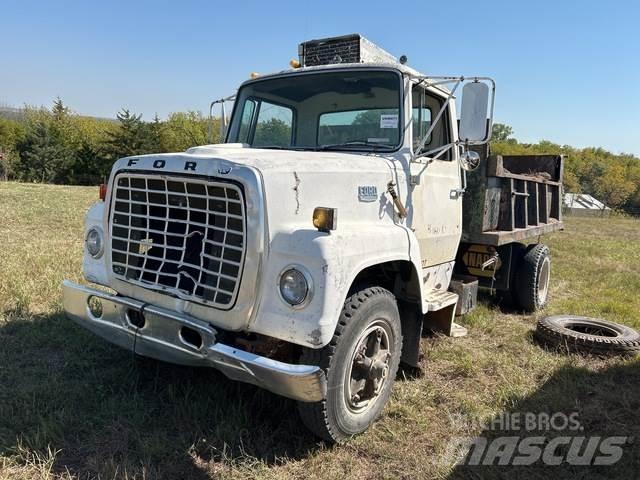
[297,287,402,443]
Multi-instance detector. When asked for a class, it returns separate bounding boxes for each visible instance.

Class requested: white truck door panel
[410,159,462,267]
[408,87,462,269]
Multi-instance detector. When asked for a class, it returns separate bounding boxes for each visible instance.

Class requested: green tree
[17,122,69,182]
[52,97,70,121]
[160,111,211,152]
[0,118,26,180]
[593,163,636,209]
[491,123,514,142]
[103,109,150,162]
[253,118,291,147]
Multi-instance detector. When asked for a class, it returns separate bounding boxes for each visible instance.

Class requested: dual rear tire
[511,243,551,312]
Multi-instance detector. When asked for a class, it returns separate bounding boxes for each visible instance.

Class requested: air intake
[298,34,398,67]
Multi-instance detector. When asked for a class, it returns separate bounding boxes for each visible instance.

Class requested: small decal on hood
[218,162,232,175]
[358,186,378,202]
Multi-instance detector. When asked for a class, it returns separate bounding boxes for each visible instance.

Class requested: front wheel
[297,287,402,443]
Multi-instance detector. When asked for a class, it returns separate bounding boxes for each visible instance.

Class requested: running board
[424,289,458,312]
[423,289,468,337]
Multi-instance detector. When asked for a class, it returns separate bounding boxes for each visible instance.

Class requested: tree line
[0,100,639,214]
[0,99,221,185]
[491,124,640,213]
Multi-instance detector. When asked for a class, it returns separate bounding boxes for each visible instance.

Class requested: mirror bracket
[209,94,236,143]
[409,75,495,164]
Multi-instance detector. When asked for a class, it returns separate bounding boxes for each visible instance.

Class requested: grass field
[1,182,639,479]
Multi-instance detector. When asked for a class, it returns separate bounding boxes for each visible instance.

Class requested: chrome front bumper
[62,281,326,402]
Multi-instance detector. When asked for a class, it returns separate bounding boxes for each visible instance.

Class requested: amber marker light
[99,183,107,201]
[313,207,337,232]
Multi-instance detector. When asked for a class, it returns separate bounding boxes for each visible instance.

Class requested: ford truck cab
[63,34,512,442]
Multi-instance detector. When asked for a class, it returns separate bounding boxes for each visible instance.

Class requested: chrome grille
[109,173,246,308]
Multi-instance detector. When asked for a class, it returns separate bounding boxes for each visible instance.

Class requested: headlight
[86,227,104,258]
[279,267,311,306]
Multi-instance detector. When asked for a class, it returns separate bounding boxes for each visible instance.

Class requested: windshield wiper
[317,140,395,151]
[253,145,311,151]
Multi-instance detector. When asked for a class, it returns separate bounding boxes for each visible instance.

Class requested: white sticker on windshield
[380,114,398,129]
[367,137,390,143]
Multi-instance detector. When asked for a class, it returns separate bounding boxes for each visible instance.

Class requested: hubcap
[345,321,392,413]
[537,257,551,305]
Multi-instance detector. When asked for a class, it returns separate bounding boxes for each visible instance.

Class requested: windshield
[227,70,402,152]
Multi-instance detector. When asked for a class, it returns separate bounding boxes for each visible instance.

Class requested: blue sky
[2,0,639,154]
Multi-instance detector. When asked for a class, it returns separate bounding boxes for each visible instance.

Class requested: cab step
[423,289,458,312]
[423,288,468,338]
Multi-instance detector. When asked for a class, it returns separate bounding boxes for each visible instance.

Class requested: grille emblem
[139,237,153,255]
[218,164,232,175]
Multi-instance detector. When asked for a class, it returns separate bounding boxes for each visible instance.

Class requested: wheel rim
[537,256,551,305]
[564,322,621,337]
[345,320,392,414]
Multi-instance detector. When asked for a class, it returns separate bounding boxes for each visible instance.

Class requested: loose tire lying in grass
[535,315,640,356]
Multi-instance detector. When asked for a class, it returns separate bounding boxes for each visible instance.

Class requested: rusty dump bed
[462,151,564,246]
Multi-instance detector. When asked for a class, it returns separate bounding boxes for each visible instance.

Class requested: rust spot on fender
[308,328,323,346]
[293,171,301,214]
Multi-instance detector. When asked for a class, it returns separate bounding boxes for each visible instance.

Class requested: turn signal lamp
[313,207,337,232]
[99,183,107,201]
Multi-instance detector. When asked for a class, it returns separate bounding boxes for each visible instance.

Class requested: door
[409,84,462,269]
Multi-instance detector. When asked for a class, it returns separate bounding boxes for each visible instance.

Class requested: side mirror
[459,82,490,143]
[460,150,480,171]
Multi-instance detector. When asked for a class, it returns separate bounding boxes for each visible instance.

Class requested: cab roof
[240,62,452,96]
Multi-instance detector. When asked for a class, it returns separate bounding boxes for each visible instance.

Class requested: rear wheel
[297,287,402,443]
[513,243,551,312]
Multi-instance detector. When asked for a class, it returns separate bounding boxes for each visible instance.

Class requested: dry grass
[1,181,639,479]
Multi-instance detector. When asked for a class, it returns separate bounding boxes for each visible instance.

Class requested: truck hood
[111,143,402,238]
[186,143,399,231]
[184,143,394,175]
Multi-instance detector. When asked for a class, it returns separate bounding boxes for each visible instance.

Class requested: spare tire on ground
[535,315,640,356]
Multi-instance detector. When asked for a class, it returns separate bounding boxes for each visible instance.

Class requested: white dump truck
[63,34,563,442]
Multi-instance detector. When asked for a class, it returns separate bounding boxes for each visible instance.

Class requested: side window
[253,101,293,147]
[412,88,432,149]
[412,85,451,160]
[237,99,256,144]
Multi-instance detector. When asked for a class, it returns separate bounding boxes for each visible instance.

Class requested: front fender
[82,201,110,286]
[249,223,423,348]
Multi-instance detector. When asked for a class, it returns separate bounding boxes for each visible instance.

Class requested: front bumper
[62,280,326,402]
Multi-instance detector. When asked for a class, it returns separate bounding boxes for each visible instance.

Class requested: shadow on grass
[0,310,322,479]
[446,359,640,479]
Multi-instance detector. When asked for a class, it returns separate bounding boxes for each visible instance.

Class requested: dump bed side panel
[462,152,564,246]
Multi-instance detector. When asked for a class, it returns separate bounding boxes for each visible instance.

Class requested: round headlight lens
[279,268,309,306]
[86,227,104,258]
